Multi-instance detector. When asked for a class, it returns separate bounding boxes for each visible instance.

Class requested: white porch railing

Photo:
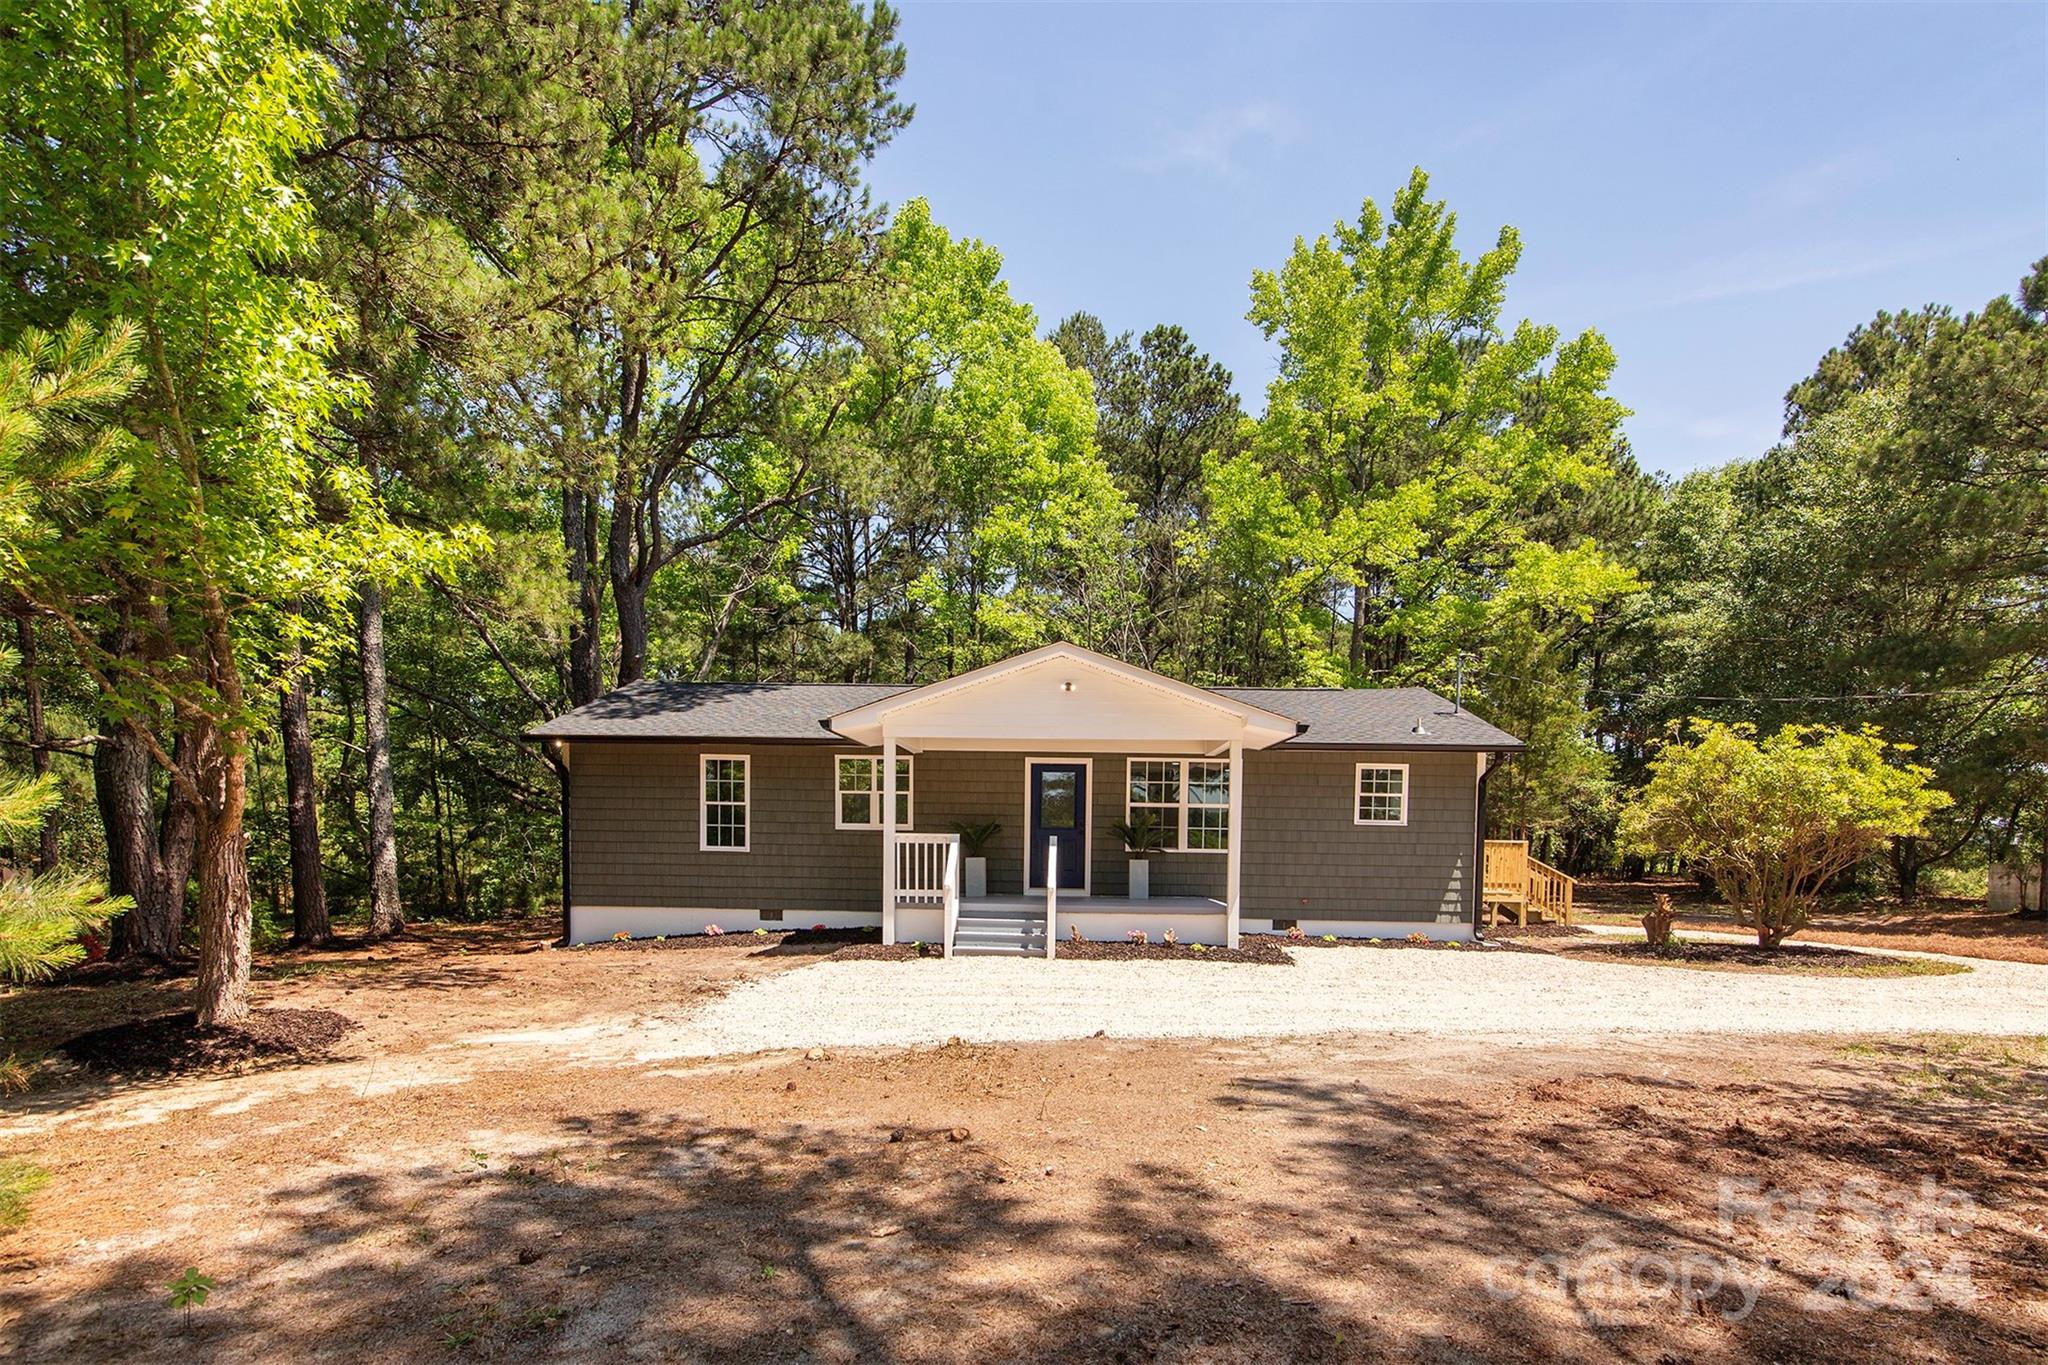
[1044,836,1058,959]
[893,833,962,956]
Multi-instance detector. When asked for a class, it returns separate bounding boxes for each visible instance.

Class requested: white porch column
[1226,733,1244,948]
[881,732,898,944]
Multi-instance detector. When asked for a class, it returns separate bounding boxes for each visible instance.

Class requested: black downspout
[557,744,572,945]
[1472,751,1501,940]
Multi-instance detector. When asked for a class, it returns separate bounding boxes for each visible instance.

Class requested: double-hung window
[700,755,750,851]
[1354,763,1408,826]
[1126,758,1231,852]
[836,755,913,830]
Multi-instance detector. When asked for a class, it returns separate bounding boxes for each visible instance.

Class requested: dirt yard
[2,924,2045,1362]
[1572,878,2048,964]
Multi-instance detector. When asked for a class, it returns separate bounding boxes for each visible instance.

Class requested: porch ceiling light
[1060,680,1075,692]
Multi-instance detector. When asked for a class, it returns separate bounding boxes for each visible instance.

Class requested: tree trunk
[612,570,649,686]
[1348,580,1366,677]
[1889,835,1923,902]
[16,612,60,872]
[155,728,197,946]
[360,578,404,937]
[192,743,254,1027]
[562,486,605,706]
[280,652,331,946]
[97,724,188,959]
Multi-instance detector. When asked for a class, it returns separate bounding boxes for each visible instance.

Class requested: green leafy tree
[1246,167,1631,685]
[1631,261,2048,895]
[1049,313,1246,668]
[0,326,136,980]
[499,0,910,704]
[1620,721,1951,946]
[0,0,461,1023]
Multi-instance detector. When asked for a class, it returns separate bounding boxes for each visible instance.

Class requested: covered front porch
[827,644,1299,957]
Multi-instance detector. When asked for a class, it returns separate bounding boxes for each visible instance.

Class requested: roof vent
[1411,717,1431,736]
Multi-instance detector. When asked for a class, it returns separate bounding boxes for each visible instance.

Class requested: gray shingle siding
[567,743,1476,923]
[1241,749,1476,925]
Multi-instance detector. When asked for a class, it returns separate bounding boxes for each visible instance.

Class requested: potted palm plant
[1109,810,1169,899]
[950,821,1001,899]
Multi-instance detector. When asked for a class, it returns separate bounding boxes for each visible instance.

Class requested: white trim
[1023,756,1093,895]
[833,752,914,831]
[699,753,751,852]
[1124,757,1232,854]
[1353,762,1410,826]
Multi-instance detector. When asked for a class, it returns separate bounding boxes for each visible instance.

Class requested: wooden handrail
[1481,838,1575,927]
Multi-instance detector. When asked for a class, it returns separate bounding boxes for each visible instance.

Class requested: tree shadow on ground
[3,1049,2043,1362]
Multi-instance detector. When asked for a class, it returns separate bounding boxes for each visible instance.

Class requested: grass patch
[0,1159,50,1230]
[1839,1035,2048,1105]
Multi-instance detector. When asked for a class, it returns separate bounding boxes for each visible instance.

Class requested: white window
[1354,763,1409,826]
[700,755,749,851]
[1126,758,1231,853]
[835,755,913,830]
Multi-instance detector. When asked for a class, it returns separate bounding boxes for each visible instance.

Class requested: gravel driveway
[642,943,2047,1057]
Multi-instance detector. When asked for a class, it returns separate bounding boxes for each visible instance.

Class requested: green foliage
[1620,721,1951,946]
[1630,260,2048,891]
[949,821,1002,859]
[0,1159,49,1229]
[1109,810,1169,855]
[167,1266,215,1310]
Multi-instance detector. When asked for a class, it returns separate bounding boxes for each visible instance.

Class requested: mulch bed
[1479,923,1587,940]
[570,927,878,952]
[1241,932,1479,951]
[831,943,934,962]
[1056,939,1290,964]
[1531,938,1970,976]
[59,1008,359,1077]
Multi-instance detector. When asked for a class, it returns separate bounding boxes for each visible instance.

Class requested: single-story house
[527,642,1530,954]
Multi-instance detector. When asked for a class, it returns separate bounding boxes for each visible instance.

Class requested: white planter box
[1128,858,1150,899]
[964,856,987,899]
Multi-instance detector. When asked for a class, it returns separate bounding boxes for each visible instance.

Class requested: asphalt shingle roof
[528,678,1521,750]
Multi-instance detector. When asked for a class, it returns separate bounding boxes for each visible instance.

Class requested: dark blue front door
[1028,763,1086,890]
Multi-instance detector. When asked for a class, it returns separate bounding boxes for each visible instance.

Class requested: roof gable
[828,642,1301,749]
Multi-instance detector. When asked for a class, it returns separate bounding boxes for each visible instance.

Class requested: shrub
[1406,932,1431,945]
[950,821,1002,858]
[1621,721,1949,947]
[1110,811,1169,855]
[1160,927,1177,947]
[1321,934,1338,943]
[1190,943,1208,954]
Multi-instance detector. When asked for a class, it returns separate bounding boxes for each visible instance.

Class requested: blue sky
[863,2,2047,476]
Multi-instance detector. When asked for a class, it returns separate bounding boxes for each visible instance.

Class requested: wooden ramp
[1483,839,1576,927]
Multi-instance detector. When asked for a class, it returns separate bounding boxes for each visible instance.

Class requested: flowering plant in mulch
[1160,928,1178,947]
[1126,929,1148,945]
[704,924,726,936]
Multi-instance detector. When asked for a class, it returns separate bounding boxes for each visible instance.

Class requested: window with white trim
[700,755,749,850]
[1126,758,1231,852]
[835,755,912,830]
[1354,763,1408,825]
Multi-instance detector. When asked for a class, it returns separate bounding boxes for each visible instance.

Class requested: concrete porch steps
[951,907,1048,958]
